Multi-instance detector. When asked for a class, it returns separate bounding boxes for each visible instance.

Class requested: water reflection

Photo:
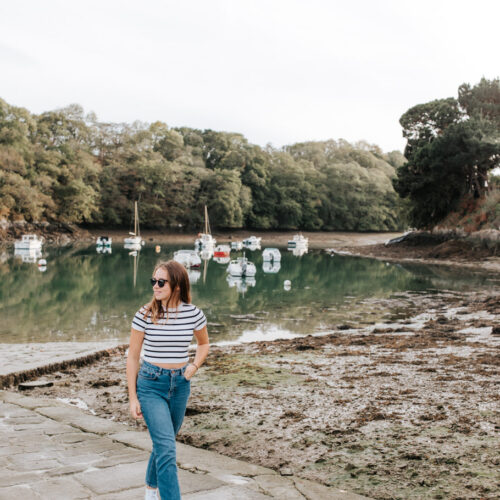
[0,243,497,344]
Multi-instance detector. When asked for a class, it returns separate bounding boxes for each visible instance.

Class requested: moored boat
[287,234,308,248]
[242,236,261,250]
[173,249,202,268]
[231,241,243,251]
[14,234,43,251]
[195,205,216,250]
[227,256,257,277]
[96,236,112,246]
[214,244,231,257]
[124,201,143,247]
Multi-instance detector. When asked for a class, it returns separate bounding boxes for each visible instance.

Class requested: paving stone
[0,402,34,417]
[293,477,372,500]
[177,442,272,477]
[75,461,146,494]
[96,449,150,468]
[46,464,90,477]
[28,477,92,500]
[4,415,46,424]
[36,406,123,434]
[0,391,64,410]
[0,471,45,488]
[108,430,152,451]
[183,484,272,499]
[50,431,100,445]
[95,486,145,499]
[0,483,41,500]
[178,469,225,494]
[254,474,306,499]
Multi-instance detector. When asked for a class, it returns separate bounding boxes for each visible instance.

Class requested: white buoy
[284,279,291,291]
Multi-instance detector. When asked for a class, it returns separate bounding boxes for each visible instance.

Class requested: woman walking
[127,260,209,500]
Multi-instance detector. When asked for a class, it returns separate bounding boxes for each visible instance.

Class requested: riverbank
[9,287,499,499]
[3,226,499,273]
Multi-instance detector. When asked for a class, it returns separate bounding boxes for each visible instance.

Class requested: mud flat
[7,289,500,499]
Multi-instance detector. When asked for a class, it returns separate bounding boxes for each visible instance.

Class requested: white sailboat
[227,255,257,277]
[173,249,202,268]
[194,205,216,251]
[124,201,143,249]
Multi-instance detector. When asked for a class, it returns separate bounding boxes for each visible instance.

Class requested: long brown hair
[144,260,191,323]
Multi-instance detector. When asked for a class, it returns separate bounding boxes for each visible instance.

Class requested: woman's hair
[144,260,191,323]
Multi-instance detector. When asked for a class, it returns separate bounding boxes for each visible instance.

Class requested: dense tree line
[393,77,500,228]
[0,98,405,231]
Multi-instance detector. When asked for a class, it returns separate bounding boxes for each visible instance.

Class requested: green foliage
[394,78,500,229]
[0,98,403,231]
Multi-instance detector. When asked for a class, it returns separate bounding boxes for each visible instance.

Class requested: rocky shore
[11,287,499,499]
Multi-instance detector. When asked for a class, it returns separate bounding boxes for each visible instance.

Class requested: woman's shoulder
[181,302,204,314]
[136,304,151,316]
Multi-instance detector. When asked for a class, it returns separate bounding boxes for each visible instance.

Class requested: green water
[0,243,496,344]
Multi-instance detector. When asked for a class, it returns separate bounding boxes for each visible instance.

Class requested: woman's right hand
[129,398,143,419]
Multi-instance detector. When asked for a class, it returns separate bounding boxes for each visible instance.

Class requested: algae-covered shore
[15,288,499,499]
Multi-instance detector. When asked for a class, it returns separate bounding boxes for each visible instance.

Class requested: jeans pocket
[138,369,157,380]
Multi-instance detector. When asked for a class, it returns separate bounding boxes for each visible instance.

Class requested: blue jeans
[137,360,191,500]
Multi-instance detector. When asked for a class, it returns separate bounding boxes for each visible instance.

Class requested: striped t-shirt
[132,302,207,363]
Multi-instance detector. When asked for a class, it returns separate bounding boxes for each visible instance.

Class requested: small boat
[262,248,281,261]
[14,234,43,251]
[96,236,112,246]
[287,234,308,248]
[195,205,216,250]
[227,256,257,277]
[214,244,231,257]
[242,236,261,250]
[231,241,243,251]
[173,249,201,268]
[124,201,143,247]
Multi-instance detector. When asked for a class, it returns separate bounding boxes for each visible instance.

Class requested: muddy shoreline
[11,288,499,499]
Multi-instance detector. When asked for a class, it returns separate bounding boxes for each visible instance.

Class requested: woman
[127,260,209,500]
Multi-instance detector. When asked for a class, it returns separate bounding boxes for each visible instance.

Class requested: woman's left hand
[184,364,198,380]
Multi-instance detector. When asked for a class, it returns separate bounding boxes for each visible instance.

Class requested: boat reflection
[288,246,308,257]
[263,261,281,273]
[14,247,42,264]
[96,246,112,254]
[188,269,201,284]
[226,274,256,294]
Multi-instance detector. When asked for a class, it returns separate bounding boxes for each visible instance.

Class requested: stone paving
[0,342,122,379]
[0,390,370,499]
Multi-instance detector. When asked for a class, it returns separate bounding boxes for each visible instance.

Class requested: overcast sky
[0,0,498,153]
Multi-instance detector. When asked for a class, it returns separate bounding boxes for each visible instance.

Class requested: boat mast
[204,205,211,235]
[134,201,140,236]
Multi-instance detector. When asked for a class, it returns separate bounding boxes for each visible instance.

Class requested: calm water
[1,243,497,344]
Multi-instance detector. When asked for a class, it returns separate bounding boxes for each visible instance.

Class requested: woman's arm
[185,326,209,380]
[126,328,145,419]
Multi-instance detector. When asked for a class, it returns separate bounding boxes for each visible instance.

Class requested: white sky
[0,0,498,153]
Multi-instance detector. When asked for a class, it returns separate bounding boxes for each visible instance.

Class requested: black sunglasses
[150,278,169,288]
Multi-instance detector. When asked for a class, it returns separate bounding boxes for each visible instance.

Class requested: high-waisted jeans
[137,360,191,500]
